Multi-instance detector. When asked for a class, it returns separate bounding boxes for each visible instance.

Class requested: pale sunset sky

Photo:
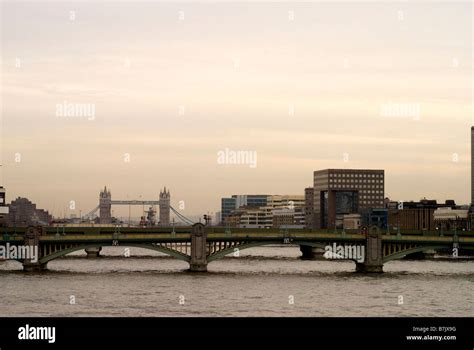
[0,1,472,218]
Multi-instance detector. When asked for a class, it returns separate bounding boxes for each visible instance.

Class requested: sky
[0,1,472,219]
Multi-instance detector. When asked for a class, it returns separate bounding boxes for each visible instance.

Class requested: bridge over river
[1,224,473,273]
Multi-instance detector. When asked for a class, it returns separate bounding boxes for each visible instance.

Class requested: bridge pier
[85,247,102,258]
[355,226,383,273]
[189,223,208,272]
[23,262,48,272]
[22,226,47,272]
[300,245,325,260]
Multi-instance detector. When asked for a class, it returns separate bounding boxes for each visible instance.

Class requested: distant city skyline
[1,2,472,217]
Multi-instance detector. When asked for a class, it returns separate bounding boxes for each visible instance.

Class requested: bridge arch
[383,245,448,263]
[39,243,190,265]
[207,241,330,263]
[208,241,279,262]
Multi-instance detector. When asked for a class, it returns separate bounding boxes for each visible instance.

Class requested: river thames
[0,247,472,317]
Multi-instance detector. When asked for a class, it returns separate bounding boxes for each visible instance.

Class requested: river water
[0,247,472,317]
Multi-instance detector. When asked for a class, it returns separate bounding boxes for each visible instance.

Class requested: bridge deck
[1,230,472,245]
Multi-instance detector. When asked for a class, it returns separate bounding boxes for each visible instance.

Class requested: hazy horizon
[1,1,472,218]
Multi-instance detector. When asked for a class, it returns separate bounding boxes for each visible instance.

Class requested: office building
[342,214,362,230]
[266,194,304,208]
[388,199,456,231]
[362,208,388,229]
[260,195,305,228]
[313,169,385,229]
[234,207,267,228]
[224,194,305,228]
[7,197,52,226]
[272,207,305,229]
[235,195,268,208]
[220,194,269,223]
[221,197,237,222]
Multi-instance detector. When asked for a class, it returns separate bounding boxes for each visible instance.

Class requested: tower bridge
[1,225,473,273]
[84,186,182,225]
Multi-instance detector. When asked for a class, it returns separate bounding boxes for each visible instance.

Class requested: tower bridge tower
[99,186,112,224]
[159,187,170,226]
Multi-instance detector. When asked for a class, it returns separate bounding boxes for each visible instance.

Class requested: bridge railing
[2,225,474,237]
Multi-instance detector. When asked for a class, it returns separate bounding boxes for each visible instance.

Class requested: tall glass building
[221,195,268,223]
[221,197,237,222]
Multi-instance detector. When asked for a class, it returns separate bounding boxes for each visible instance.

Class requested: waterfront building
[313,169,385,229]
[272,207,305,229]
[387,199,456,231]
[7,197,52,226]
[233,206,267,228]
[362,208,388,229]
[224,194,305,228]
[221,197,237,222]
[220,195,268,223]
[342,213,362,230]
